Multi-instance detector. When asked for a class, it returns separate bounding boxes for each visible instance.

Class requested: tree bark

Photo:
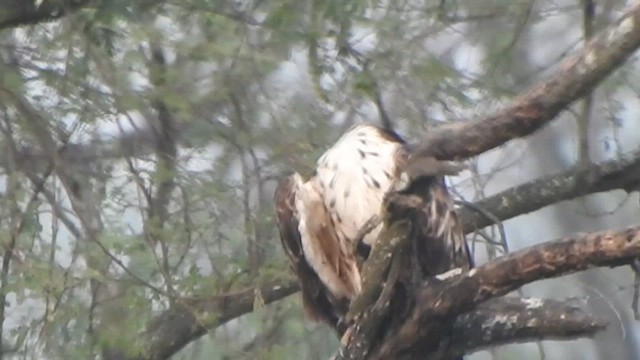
[340,227,640,360]
[459,148,640,232]
[446,297,605,357]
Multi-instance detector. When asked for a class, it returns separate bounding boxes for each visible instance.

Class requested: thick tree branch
[368,227,640,359]
[0,0,92,30]
[459,149,640,232]
[333,297,605,360]
[413,3,640,161]
[132,279,299,360]
[447,297,605,357]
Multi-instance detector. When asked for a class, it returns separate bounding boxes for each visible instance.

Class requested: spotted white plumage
[283,125,406,309]
[316,125,404,247]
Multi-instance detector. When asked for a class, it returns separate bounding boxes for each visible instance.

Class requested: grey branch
[368,227,640,359]
[448,297,605,357]
[331,297,605,360]
[412,2,640,161]
[459,148,640,233]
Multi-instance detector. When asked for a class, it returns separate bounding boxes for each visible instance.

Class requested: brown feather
[295,177,361,300]
[394,175,474,276]
[274,175,348,332]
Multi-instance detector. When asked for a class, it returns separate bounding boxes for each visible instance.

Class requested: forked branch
[368,227,640,359]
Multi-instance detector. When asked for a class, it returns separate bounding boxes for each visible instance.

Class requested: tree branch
[368,227,640,359]
[447,297,606,357]
[413,2,640,161]
[131,279,299,360]
[459,148,640,233]
[420,297,606,357]
[333,297,605,359]
[0,0,92,30]
[145,43,179,294]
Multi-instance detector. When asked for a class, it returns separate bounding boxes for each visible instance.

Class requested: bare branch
[352,215,381,256]
[413,3,640,160]
[370,227,640,359]
[448,297,605,357]
[459,149,640,233]
[124,280,299,360]
[333,296,604,360]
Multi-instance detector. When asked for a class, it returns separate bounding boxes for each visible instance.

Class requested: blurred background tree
[0,0,638,359]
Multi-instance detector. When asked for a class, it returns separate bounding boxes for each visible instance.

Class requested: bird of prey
[274,124,473,334]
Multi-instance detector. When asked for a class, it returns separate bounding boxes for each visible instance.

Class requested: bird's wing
[294,176,361,299]
[274,174,350,331]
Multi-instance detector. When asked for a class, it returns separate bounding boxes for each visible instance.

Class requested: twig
[631,259,640,320]
[455,200,508,250]
[352,215,381,258]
